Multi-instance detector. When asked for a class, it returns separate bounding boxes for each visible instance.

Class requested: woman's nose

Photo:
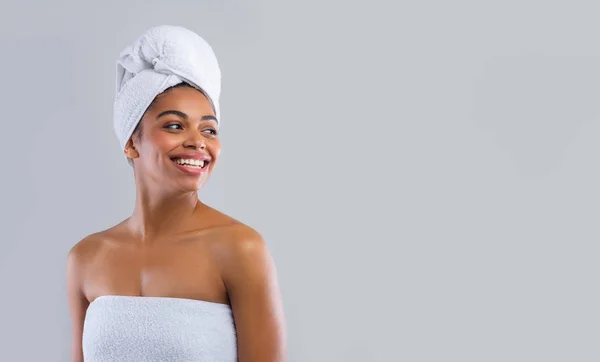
[183,130,206,149]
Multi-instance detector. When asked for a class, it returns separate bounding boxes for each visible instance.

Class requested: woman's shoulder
[202,207,278,302]
[201,206,267,257]
[67,222,128,262]
[66,231,109,277]
[202,204,258,233]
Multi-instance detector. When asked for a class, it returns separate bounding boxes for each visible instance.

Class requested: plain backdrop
[0,1,598,361]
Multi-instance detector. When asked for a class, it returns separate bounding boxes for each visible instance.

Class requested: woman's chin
[182,179,208,193]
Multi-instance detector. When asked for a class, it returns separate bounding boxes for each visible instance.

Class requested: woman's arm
[66,242,90,362]
[221,228,287,362]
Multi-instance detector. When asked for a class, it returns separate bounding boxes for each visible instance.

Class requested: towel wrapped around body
[82,295,237,361]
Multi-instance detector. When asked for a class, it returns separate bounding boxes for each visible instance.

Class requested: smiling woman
[66,25,286,362]
[127,83,221,188]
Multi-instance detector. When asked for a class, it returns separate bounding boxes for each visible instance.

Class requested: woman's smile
[170,157,210,176]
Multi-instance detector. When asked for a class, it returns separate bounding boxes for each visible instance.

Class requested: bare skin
[66,85,286,362]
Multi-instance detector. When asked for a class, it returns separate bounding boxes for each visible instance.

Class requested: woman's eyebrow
[156,110,218,123]
[201,115,218,123]
[156,110,188,120]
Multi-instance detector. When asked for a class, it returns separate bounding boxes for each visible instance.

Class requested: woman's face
[126,86,221,192]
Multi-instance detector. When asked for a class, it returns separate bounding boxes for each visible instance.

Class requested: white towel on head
[113,25,221,152]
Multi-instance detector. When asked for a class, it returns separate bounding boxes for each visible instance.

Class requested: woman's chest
[83,239,227,304]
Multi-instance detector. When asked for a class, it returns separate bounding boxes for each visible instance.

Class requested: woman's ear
[124,138,140,159]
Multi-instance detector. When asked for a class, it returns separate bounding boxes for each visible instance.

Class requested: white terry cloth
[82,295,237,361]
[114,25,221,152]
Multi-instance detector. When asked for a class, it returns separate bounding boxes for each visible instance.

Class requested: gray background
[0,0,598,361]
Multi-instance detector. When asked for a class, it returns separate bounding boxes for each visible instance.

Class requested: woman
[66,25,286,362]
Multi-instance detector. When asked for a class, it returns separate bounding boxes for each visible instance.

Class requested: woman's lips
[170,159,208,176]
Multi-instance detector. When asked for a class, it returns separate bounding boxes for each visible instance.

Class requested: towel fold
[113,25,221,152]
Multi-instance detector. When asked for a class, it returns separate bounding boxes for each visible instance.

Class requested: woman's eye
[203,129,218,135]
[165,123,182,130]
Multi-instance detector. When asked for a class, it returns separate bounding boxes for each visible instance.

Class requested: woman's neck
[127,186,204,241]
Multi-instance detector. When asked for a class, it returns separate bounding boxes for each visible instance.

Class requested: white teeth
[174,158,206,168]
